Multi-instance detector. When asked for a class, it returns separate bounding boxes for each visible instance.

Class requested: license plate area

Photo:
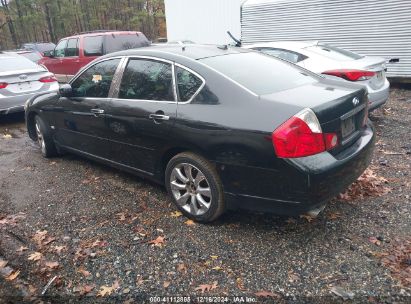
[341,116,356,138]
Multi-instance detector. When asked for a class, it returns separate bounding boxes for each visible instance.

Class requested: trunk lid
[262,79,368,153]
[0,70,50,95]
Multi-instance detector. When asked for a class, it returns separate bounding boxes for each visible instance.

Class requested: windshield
[0,56,39,72]
[200,52,317,95]
[305,44,364,61]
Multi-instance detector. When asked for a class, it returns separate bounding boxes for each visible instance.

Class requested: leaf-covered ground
[0,87,410,303]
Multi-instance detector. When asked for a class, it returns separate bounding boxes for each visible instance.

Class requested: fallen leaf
[255,290,280,298]
[163,281,171,288]
[53,245,66,254]
[16,246,28,253]
[300,214,315,223]
[212,266,222,271]
[97,285,115,297]
[327,212,341,220]
[185,219,195,226]
[3,134,12,139]
[0,260,8,268]
[28,252,43,261]
[331,286,355,300]
[45,261,59,269]
[5,270,20,281]
[116,213,126,221]
[195,281,218,293]
[82,285,95,295]
[148,236,165,247]
[32,230,48,246]
[210,255,218,260]
[177,263,187,273]
[236,278,246,291]
[369,237,381,246]
[78,267,92,277]
[170,211,182,217]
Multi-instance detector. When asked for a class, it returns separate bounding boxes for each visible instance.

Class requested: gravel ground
[0,87,410,304]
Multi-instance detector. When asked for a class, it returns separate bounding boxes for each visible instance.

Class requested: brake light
[0,82,8,89]
[322,69,376,81]
[39,75,57,83]
[272,108,338,158]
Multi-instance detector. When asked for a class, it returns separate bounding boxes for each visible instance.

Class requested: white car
[245,41,390,111]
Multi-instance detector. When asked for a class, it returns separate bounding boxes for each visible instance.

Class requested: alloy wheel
[170,163,212,216]
[35,121,46,154]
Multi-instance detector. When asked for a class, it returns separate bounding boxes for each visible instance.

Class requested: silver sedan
[0,53,59,115]
[245,41,390,111]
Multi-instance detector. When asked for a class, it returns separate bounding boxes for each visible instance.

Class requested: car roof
[245,41,320,50]
[63,31,144,40]
[104,44,251,61]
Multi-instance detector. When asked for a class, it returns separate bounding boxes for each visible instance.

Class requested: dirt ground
[0,87,410,303]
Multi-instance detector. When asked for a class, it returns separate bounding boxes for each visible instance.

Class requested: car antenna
[227,31,241,47]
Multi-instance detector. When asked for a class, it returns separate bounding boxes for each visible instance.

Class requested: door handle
[149,114,170,121]
[91,108,105,116]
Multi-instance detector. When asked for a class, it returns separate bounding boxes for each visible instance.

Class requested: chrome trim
[174,63,206,104]
[109,57,128,98]
[340,103,366,120]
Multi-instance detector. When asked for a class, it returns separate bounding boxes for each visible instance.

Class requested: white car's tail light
[0,82,8,89]
[272,108,338,158]
[322,69,376,81]
[39,75,57,83]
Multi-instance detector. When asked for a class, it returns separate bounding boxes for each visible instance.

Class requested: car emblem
[19,74,28,80]
[352,97,360,106]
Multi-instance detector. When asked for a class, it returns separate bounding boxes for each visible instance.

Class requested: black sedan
[25,45,375,222]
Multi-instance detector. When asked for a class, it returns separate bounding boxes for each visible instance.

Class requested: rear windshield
[305,44,364,61]
[0,56,38,72]
[20,52,42,62]
[104,33,150,54]
[200,52,317,95]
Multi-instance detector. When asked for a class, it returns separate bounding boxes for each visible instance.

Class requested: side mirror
[59,84,72,97]
[43,50,54,58]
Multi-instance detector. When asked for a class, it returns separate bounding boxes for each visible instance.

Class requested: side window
[119,59,174,101]
[259,48,307,63]
[54,40,67,58]
[66,38,79,57]
[176,66,203,102]
[71,59,120,98]
[84,36,104,56]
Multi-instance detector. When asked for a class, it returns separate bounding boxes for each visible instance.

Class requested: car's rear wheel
[34,116,57,158]
[165,152,225,223]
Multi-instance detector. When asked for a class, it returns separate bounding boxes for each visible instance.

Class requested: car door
[42,39,67,78]
[63,38,82,78]
[52,58,123,159]
[106,57,177,174]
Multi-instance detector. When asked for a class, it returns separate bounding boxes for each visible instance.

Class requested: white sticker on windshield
[92,74,102,83]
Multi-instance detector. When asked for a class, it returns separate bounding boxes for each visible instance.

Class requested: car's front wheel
[165,152,225,223]
[34,115,57,158]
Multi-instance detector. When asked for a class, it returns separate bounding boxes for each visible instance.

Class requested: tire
[34,115,58,158]
[165,152,225,223]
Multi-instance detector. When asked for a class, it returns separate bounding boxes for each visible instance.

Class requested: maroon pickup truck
[39,30,150,82]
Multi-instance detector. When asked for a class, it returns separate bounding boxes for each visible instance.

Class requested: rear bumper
[368,79,390,111]
[222,123,375,216]
[0,84,59,115]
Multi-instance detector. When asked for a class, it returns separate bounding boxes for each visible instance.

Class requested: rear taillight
[322,69,376,81]
[0,82,8,89]
[272,108,338,158]
[39,75,57,83]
